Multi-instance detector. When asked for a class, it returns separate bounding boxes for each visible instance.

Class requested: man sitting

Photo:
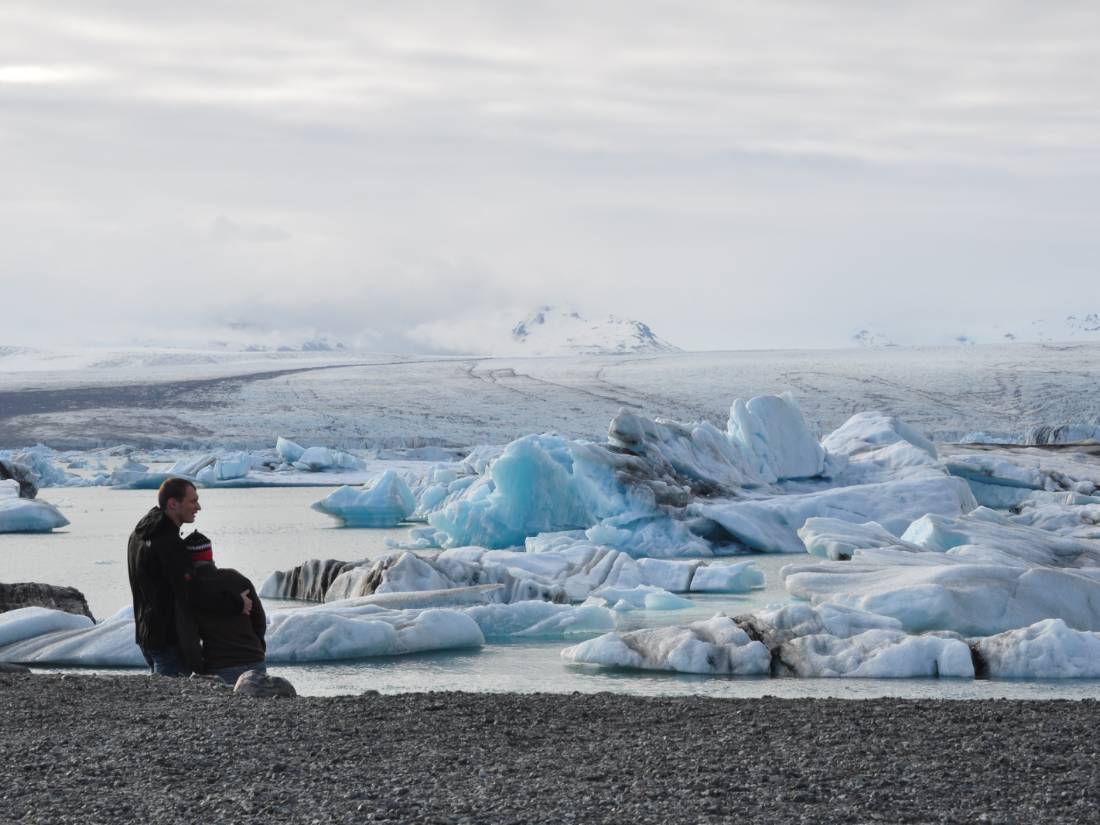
[180,531,267,684]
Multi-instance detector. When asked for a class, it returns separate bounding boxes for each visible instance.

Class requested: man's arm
[248,584,267,650]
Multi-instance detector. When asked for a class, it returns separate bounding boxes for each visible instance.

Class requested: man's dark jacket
[181,566,267,673]
[127,507,242,651]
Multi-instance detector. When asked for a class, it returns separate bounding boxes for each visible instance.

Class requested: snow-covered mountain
[510,307,681,356]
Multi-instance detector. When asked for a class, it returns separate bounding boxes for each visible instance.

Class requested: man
[180,531,267,684]
[127,477,250,676]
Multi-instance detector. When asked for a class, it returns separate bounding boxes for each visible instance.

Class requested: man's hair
[158,477,196,510]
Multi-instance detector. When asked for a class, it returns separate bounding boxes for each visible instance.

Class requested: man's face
[167,487,201,525]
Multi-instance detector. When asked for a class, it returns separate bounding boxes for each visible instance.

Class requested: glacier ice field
[3,346,1100,696]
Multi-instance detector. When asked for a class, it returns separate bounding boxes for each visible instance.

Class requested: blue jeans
[210,662,266,685]
[142,645,191,677]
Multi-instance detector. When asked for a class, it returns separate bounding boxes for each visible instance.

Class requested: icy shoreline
[3,673,1097,824]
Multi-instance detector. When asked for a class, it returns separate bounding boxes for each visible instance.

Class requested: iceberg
[264,605,483,662]
[562,614,771,675]
[294,446,363,472]
[772,628,974,678]
[311,470,416,527]
[972,619,1100,679]
[0,606,144,666]
[900,508,1100,568]
[195,452,255,483]
[821,412,940,484]
[727,394,827,482]
[0,445,82,489]
[276,436,306,463]
[0,493,70,533]
[692,474,976,553]
[419,395,834,555]
[782,550,1100,636]
[0,606,93,647]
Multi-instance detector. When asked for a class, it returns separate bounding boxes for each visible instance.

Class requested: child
[181,531,267,684]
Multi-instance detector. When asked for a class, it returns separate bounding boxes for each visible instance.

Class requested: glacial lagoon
[7,485,1100,699]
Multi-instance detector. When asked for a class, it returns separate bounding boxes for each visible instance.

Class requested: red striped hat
[184,531,213,563]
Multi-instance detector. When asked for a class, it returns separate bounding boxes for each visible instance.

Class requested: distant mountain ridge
[510,307,680,356]
[851,313,1100,348]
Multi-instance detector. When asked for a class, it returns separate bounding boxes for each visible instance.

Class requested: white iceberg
[727,394,827,482]
[822,412,940,484]
[311,470,416,527]
[264,605,483,662]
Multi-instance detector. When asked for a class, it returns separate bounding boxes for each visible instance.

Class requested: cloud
[208,216,290,245]
[1,2,1099,352]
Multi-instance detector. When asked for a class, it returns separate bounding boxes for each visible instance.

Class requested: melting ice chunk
[311,470,417,527]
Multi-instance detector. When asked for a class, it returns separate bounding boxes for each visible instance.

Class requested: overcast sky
[2,2,1098,352]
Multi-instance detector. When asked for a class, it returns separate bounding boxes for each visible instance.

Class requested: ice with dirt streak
[262,546,764,605]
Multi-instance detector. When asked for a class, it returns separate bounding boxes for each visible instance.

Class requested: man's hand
[241,590,253,616]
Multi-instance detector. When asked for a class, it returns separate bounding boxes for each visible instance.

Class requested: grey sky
[2,2,1098,352]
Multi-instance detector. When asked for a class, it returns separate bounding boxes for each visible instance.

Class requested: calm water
[7,486,1100,699]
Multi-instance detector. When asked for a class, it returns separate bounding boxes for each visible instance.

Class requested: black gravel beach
[3,674,1097,824]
